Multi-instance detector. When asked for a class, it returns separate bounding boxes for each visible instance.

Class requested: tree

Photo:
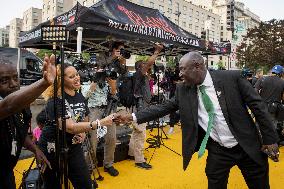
[236,19,284,72]
[217,60,226,70]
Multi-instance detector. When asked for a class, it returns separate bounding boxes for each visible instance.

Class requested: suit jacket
[136,70,279,170]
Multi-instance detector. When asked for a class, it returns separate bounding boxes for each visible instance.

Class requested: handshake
[100,111,134,127]
[113,111,134,124]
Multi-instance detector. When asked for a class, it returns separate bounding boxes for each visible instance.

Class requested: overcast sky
[0,0,283,28]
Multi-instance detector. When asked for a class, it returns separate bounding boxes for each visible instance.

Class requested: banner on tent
[108,19,200,47]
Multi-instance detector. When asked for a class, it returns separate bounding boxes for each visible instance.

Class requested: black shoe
[104,166,119,176]
[93,180,98,188]
[128,155,135,160]
[135,162,152,170]
[128,155,148,161]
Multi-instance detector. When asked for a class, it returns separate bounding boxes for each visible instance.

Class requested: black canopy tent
[19,0,205,55]
[19,3,86,51]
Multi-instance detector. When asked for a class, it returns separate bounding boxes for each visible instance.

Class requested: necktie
[198,85,215,158]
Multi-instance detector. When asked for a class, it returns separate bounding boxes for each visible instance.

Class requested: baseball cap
[272,65,283,74]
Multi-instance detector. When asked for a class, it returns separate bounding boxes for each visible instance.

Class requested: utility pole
[175,2,181,26]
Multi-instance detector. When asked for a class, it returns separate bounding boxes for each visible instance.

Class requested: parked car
[0,47,43,85]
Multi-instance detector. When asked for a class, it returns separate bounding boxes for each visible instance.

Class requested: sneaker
[135,162,152,170]
[104,166,119,176]
[168,127,174,134]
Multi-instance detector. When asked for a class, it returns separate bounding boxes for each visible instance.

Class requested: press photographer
[81,41,129,177]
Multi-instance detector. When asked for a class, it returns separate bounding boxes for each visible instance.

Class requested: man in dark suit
[115,52,279,189]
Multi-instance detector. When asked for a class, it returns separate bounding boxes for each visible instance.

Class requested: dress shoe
[104,166,119,176]
[135,162,152,170]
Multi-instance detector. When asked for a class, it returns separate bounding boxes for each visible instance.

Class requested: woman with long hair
[38,61,114,189]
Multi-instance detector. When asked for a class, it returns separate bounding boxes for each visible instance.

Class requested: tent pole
[76,27,83,54]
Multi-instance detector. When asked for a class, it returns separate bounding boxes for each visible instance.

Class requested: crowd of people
[0,41,283,189]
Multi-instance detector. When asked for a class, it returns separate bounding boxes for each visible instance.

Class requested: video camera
[71,54,123,83]
[120,48,131,59]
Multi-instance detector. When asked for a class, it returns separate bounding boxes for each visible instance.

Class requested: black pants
[169,111,180,127]
[43,144,93,189]
[206,139,269,189]
[0,167,16,189]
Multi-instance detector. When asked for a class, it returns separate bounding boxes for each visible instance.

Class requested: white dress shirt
[197,71,238,148]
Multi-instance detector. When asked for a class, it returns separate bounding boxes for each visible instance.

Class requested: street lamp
[174,2,181,25]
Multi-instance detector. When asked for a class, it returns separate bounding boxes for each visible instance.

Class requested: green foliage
[166,56,175,68]
[236,19,284,71]
[36,49,58,60]
[81,52,90,62]
[217,60,225,70]
[135,55,149,62]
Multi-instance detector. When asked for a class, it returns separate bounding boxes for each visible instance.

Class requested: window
[221,32,223,36]
[195,25,199,32]
[168,0,172,5]
[159,5,164,13]
[168,8,172,14]
[220,56,223,60]
[150,2,154,8]
[195,18,199,23]
[221,26,223,30]
[183,6,187,11]
[196,11,199,16]
[211,61,213,66]
[83,1,87,6]
[182,21,186,27]
[189,24,192,29]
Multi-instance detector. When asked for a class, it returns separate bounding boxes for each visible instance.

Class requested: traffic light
[201,30,206,39]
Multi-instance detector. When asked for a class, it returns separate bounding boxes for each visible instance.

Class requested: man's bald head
[180,52,205,66]
[179,51,207,86]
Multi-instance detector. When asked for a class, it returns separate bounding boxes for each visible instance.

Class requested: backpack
[118,76,136,108]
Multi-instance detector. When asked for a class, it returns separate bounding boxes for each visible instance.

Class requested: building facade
[128,0,221,42]
[212,0,261,69]
[23,7,42,31]
[42,0,74,22]
[73,0,100,6]
[0,27,9,47]
[9,18,23,48]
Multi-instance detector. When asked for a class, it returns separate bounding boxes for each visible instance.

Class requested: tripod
[83,133,104,183]
[146,71,181,164]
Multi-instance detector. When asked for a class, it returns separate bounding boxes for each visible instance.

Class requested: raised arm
[141,44,164,75]
[0,54,56,120]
